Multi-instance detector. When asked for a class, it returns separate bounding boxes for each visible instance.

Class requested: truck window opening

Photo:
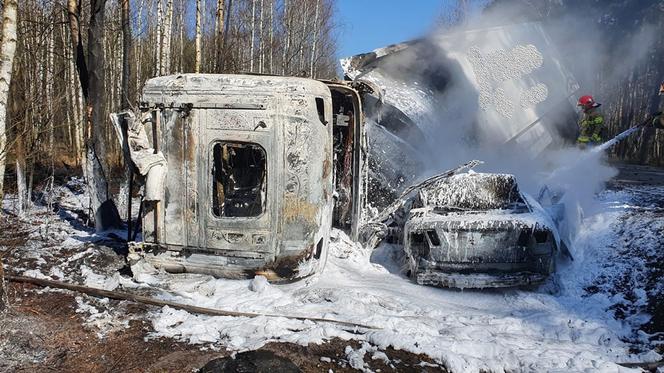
[211,142,267,218]
[316,97,326,124]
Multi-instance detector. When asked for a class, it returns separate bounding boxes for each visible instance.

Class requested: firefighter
[577,95,604,146]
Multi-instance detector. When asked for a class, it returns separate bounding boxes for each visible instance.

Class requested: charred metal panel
[183,109,200,251]
[202,107,275,254]
[135,74,337,281]
[277,90,334,278]
[160,109,186,246]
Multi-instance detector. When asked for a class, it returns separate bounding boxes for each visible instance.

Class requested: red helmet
[578,95,600,108]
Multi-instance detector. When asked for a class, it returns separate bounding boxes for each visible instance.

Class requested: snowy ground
[2,177,663,372]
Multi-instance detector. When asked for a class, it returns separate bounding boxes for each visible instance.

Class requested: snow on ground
[1,177,135,337]
[3,177,663,372]
[127,187,660,372]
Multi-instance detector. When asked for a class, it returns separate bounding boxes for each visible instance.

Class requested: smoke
[357,1,660,249]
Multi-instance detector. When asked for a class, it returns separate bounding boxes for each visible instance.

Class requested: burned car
[403,172,559,288]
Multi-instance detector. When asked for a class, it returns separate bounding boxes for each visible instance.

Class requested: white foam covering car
[403,172,560,288]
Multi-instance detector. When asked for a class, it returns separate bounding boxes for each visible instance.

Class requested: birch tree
[46,17,54,205]
[250,0,256,72]
[268,0,273,74]
[195,0,202,73]
[156,0,162,73]
[0,0,18,204]
[282,0,289,75]
[0,0,18,313]
[178,0,184,71]
[310,0,319,78]
[258,0,264,73]
[160,0,173,75]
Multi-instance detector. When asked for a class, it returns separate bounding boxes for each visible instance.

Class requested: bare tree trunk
[156,0,162,74]
[221,0,233,72]
[250,0,256,72]
[235,11,242,71]
[298,2,308,74]
[22,72,33,211]
[88,0,111,229]
[0,0,18,314]
[105,26,114,117]
[195,0,202,73]
[215,0,225,73]
[178,0,184,72]
[258,0,263,73]
[38,23,45,153]
[73,54,85,166]
[68,0,89,97]
[15,137,26,214]
[310,0,319,78]
[0,0,19,206]
[135,0,144,101]
[68,0,91,202]
[121,0,132,108]
[201,0,210,72]
[282,0,289,75]
[65,83,73,148]
[61,11,74,148]
[269,0,273,74]
[66,30,82,165]
[160,0,173,75]
[47,20,55,208]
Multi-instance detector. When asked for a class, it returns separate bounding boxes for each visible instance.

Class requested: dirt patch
[0,281,446,372]
[1,283,215,372]
[0,214,31,248]
[261,340,444,372]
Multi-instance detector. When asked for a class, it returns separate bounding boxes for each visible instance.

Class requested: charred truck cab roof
[131,74,367,282]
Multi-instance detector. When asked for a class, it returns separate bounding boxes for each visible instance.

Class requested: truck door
[198,105,277,257]
[326,83,367,240]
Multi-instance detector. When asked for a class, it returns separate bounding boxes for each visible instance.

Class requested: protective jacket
[577,109,604,144]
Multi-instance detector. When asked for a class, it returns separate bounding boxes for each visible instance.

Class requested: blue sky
[335,0,450,58]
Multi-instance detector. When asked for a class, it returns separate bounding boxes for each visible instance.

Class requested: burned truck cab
[133,74,365,281]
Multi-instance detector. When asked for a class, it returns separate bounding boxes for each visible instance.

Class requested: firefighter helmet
[577,95,600,109]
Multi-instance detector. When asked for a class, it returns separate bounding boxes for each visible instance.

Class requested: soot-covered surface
[417,172,523,211]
